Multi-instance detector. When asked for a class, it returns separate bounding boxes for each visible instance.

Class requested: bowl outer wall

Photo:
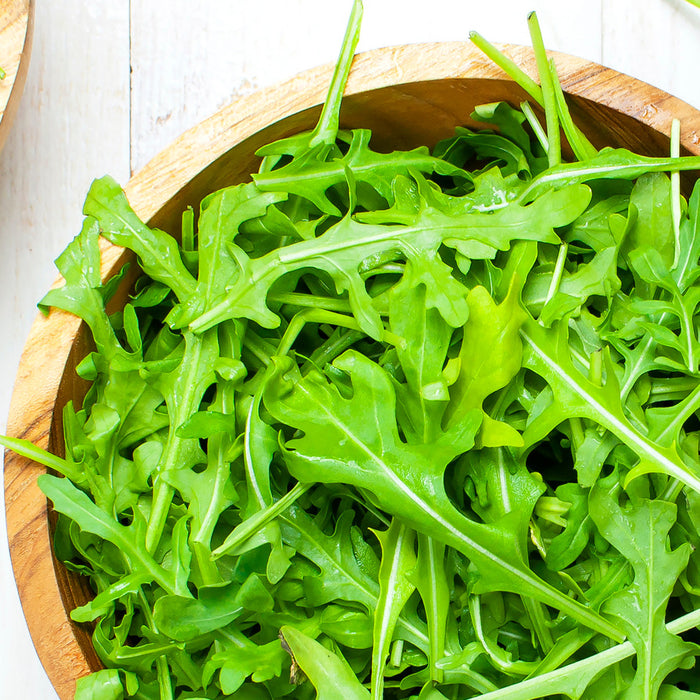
[5,41,700,699]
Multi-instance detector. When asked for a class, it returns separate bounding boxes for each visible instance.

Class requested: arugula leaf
[589,488,698,699]
[263,350,622,639]
[280,506,429,652]
[371,519,417,698]
[409,534,450,684]
[519,149,700,203]
[255,128,467,216]
[84,176,196,301]
[545,483,594,571]
[521,316,700,495]
[445,284,526,447]
[280,625,371,700]
[185,179,591,338]
[38,475,183,596]
[152,575,272,641]
[144,329,219,552]
[74,669,125,700]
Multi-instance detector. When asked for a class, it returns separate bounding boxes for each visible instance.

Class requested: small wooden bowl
[5,42,700,699]
[0,0,33,152]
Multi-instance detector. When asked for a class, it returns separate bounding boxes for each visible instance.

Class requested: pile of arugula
[6,2,700,698]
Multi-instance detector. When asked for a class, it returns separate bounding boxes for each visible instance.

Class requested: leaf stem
[309,0,363,147]
[671,118,682,270]
[276,308,404,358]
[469,31,595,159]
[243,329,275,367]
[549,58,598,161]
[469,31,542,101]
[212,481,313,558]
[543,242,568,307]
[305,328,365,373]
[520,101,548,153]
[0,435,84,484]
[528,12,560,168]
[270,291,353,313]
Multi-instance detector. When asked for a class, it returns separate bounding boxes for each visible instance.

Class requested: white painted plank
[130,0,603,173]
[0,1,130,698]
[602,0,700,110]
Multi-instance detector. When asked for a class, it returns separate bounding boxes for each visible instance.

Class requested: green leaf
[519,148,700,203]
[278,507,429,652]
[627,245,700,374]
[445,284,526,447]
[255,128,467,216]
[75,669,125,700]
[170,183,286,326]
[38,475,181,595]
[434,124,532,177]
[39,217,126,359]
[535,246,621,326]
[144,329,219,553]
[152,575,272,641]
[204,635,286,695]
[409,534,450,684]
[280,626,371,700]
[83,175,196,300]
[264,350,622,640]
[187,178,590,338]
[521,316,700,495]
[589,490,698,700]
[70,572,147,623]
[388,282,453,444]
[462,609,700,700]
[545,483,593,571]
[371,519,417,699]
[624,173,675,267]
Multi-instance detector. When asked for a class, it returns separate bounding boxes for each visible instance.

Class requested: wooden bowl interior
[8,44,700,698]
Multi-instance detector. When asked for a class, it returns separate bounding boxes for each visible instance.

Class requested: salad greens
[5,1,700,698]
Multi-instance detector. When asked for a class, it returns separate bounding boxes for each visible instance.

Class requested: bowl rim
[5,40,700,699]
[0,0,34,153]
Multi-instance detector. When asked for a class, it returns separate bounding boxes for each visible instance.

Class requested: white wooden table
[1,1,699,697]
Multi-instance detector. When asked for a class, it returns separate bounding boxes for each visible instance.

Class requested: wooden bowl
[5,42,700,699]
[0,0,33,152]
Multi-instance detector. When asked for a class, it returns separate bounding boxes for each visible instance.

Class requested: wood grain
[5,42,700,699]
[0,0,32,153]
